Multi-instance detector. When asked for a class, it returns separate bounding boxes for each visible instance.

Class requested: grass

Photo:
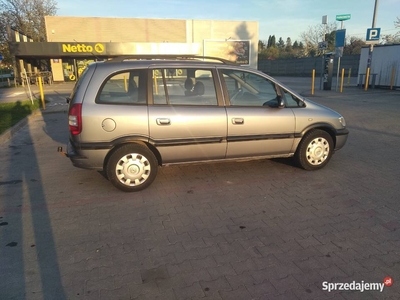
[0,99,42,135]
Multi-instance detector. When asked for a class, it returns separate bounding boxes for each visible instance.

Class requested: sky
[56,0,400,42]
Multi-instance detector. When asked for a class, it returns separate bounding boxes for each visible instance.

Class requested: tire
[106,144,158,192]
[295,129,333,170]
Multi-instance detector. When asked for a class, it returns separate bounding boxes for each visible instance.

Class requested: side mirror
[278,96,285,108]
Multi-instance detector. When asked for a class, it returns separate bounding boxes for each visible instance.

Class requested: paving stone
[225,272,255,289]
[207,264,237,279]
[2,89,400,300]
[246,280,276,298]
[173,282,205,300]
[219,285,253,300]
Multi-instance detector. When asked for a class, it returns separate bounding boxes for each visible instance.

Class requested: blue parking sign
[366,28,381,42]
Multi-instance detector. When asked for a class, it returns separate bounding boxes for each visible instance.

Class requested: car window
[97,70,146,104]
[221,69,280,107]
[152,68,218,106]
[282,88,305,108]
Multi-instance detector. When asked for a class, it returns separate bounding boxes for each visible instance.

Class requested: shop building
[8,16,259,82]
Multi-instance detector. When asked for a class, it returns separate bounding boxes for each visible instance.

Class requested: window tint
[152,68,218,106]
[97,70,146,104]
[221,69,279,107]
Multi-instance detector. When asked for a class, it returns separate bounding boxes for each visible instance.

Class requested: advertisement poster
[204,40,250,65]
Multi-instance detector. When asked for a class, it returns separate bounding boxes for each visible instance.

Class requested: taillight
[68,103,82,135]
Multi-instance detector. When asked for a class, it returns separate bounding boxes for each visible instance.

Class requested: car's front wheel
[295,129,333,170]
[106,144,158,192]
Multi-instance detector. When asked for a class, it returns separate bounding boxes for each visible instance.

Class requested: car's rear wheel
[106,144,158,192]
[295,129,333,170]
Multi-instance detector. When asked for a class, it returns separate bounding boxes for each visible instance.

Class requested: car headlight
[339,116,346,127]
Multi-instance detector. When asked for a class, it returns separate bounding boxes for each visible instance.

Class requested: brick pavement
[0,86,400,299]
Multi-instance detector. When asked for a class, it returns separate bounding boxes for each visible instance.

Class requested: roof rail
[104,54,237,65]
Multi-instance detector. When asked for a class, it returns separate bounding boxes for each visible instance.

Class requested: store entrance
[62,58,96,81]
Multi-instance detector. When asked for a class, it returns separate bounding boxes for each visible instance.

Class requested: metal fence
[258,54,361,77]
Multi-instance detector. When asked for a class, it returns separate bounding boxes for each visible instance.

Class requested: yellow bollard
[340,68,345,93]
[38,76,46,109]
[365,68,370,91]
[311,69,315,95]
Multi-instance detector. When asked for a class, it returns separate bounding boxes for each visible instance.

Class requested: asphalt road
[0,80,399,299]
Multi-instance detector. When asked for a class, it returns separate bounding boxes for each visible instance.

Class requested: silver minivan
[61,55,348,192]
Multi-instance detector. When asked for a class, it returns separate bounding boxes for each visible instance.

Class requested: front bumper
[334,128,349,151]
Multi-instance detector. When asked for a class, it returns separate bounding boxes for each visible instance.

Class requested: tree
[276,37,285,50]
[0,0,58,66]
[258,40,267,52]
[285,37,292,52]
[267,35,276,48]
[381,17,400,44]
[300,22,337,57]
[343,37,366,55]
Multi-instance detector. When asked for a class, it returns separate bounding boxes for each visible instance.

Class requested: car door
[219,68,296,158]
[148,67,227,163]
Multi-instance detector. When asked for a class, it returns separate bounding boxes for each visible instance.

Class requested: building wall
[45,16,186,43]
[45,16,258,68]
[359,44,400,88]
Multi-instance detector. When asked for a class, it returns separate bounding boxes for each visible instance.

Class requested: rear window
[96,69,147,105]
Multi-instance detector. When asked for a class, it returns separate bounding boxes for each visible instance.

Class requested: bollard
[365,68,370,91]
[311,69,315,95]
[38,76,46,109]
[340,68,345,93]
[124,75,128,92]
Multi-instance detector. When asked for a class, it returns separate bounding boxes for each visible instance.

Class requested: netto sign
[62,43,105,53]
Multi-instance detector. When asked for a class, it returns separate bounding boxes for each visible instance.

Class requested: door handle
[156,118,171,125]
[232,118,244,125]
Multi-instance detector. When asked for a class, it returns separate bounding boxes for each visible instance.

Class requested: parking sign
[366,28,381,44]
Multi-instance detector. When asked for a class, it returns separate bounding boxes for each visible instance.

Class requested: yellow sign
[62,43,105,53]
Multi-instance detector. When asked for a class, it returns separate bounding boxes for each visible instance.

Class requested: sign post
[320,15,328,90]
[365,0,380,91]
[334,14,350,91]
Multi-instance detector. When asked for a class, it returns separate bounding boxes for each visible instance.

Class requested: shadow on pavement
[0,118,66,299]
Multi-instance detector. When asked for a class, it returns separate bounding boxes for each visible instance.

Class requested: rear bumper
[67,141,92,169]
